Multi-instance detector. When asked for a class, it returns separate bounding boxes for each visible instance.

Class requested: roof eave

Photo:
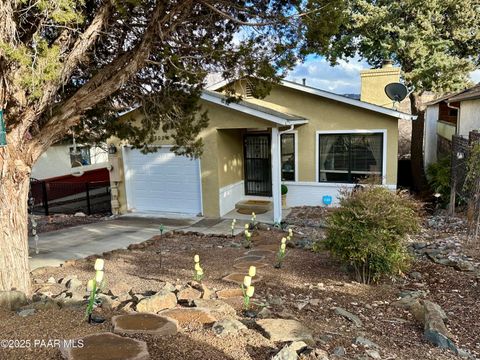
[280,80,416,121]
[200,92,308,126]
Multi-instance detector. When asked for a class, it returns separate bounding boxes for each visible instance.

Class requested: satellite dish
[385,82,408,102]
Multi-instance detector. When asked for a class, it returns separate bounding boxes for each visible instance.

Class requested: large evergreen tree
[0,0,345,293]
[308,0,480,191]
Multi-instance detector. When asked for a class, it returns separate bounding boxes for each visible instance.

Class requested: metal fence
[29,180,112,215]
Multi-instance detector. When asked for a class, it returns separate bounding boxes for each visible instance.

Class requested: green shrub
[426,157,451,206]
[281,184,288,195]
[323,186,421,284]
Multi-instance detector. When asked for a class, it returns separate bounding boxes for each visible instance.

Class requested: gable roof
[200,90,308,126]
[207,78,417,121]
[447,83,480,102]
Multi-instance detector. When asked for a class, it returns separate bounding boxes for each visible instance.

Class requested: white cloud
[287,55,368,94]
[471,69,480,84]
[288,57,480,95]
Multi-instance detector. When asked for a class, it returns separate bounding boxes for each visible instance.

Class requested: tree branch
[28,1,192,160]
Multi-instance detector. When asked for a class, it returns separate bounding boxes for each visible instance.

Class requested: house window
[70,146,91,167]
[318,133,383,183]
[281,133,295,181]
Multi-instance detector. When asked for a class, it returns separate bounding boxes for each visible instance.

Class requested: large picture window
[281,133,295,181]
[318,132,383,183]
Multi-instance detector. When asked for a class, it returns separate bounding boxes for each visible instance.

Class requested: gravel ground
[1,208,478,360]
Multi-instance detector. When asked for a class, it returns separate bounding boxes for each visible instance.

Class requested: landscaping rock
[22,298,60,311]
[333,346,346,357]
[366,349,381,359]
[216,288,243,299]
[0,290,28,310]
[273,344,298,360]
[423,300,456,352]
[257,307,273,319]
[212,319,247,336]
[162,282,176,293]
[47,276,56,284]
[193,299,236,318]
[256,319,314,345]
[454,260,475,272]
[313,348,330,360]
[334,307,363,327]
[60,332,149,360]
[112,313,178,336]
[60,275,82,290]
[17,308,36,317]
[354,336,379,349]
[177,287,201,303]
[136,289,177,313]
[159,307,217,327]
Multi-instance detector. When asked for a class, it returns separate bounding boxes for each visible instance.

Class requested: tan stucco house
[107,76,415,223]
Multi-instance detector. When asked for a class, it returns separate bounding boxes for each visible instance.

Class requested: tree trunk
[410,93,429,192]
[0,150,32,295]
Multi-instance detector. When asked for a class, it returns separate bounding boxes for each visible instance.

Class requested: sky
[287,55,480,95]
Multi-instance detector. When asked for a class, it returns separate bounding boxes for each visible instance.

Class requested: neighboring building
[108,76,415,223]
[424,83,480,167]
[31,142,109,180]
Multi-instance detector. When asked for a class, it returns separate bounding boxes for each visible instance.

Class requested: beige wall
[113,82,401,217]
[262,85,399,184]
[360,65,401,106]
[217,129,244,188]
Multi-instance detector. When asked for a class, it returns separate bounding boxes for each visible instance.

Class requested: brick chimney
[360,60,401,106]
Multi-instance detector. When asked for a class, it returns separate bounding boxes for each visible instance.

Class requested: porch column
[271,127,282,223]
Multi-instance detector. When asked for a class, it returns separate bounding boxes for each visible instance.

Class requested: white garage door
[123,147,202,215]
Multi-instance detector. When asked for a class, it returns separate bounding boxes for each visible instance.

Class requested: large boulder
[256,319,314,345]
[136,289,177,313]
[0,290,28,310]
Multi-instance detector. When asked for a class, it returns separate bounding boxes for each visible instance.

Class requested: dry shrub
[324,186,421,284]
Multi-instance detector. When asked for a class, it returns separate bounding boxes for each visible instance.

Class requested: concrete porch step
[235,200,272,214]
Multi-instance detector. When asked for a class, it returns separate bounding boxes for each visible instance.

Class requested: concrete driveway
[28,216,197,270]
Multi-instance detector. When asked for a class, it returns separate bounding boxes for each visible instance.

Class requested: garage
[122,147,202,215]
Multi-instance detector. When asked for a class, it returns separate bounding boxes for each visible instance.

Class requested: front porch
[216,126,284,224]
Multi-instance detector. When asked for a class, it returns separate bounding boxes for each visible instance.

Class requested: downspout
[447,102,461,136]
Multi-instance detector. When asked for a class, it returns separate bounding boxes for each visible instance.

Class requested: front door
[244,134,272,196]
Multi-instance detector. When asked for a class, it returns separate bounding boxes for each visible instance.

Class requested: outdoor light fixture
[108,143,117,154]
[456,151,465,159]
[0,110,7,147]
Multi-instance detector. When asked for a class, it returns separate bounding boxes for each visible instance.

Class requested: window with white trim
[318,133,383,183]
[281,133,295,181]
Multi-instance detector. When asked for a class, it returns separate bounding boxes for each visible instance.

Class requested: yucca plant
[244,229,252,249]
[193,254,204,282]
[85,258,105,323]
[275,238,287,268]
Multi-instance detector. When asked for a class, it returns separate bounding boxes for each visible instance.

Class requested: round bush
[323,186,421,284]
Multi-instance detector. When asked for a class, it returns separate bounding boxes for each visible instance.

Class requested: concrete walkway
[28,213,275,270]
[29,216,197,270]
